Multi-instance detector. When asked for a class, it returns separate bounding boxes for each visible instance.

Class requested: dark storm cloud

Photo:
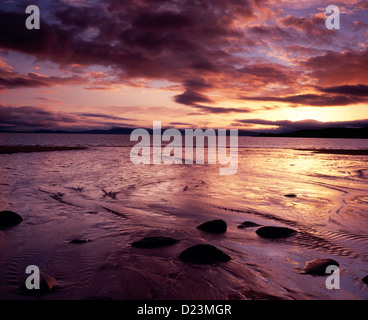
[183,79,213,91]
[239,64,294,84]
[76,112,134,121]
[0,0,258,100]
[133,11,194,30]
[0,75,46,89]
[193,105,252,114]
[1,0,366,121]
[236,118,368,131]
[247,25,292,42]
[240,83,368,107]
[303,49,368,86]
[0,105,134,131]
[0,1,252,75]
[280,14,325,34]
[0,11,72,61]
[53,2,111,31]
[318,84,368,97]
[169,122,193,126]
[0,105,79,129]
[240,93,367,106]
[0,72,84,90]
[174,90,213,105]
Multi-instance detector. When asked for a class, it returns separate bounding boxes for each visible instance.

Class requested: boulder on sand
[0,210,23,228]
[256,226,296,238]
[284,194,297,198]
[179,244,231,264]
[70,238,91,244]
[131,236,179,248]
[300,259,339,276]
[197,219,227,233]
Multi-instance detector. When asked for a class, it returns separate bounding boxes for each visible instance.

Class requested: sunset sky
[0,0,367,133]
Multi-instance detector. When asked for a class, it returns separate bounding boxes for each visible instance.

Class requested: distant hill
[257,127,368,139]
[1,126,367,139]
[0,127,256,136]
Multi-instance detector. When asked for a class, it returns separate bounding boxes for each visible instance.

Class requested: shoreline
[295,149,368,155]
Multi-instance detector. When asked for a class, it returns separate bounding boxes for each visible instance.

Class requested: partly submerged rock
[179,244,231,264]
[300,259,339,276]
[131,236,179,248]
[284,194,297,198]
[361,275,368,285]
[197,219,227,233]
[256,226,296,238]
[237,221,261,229]
[70,238,91,244]
[0,210,23,228]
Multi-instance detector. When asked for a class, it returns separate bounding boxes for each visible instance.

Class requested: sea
[0,133,367,300]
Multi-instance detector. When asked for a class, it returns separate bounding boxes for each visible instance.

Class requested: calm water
[1,132,368,149]
[0,133,367,300]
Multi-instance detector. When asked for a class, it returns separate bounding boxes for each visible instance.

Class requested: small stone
[179,244,231,264]
[361,275,368,285]
[70,238,91,244]
[256,226,296,238]
[197,219,227,233]
[300,259,339,276]
[0,210,23,228]
[131,236,179,248]
[237,221,261,229]
[284,194,297,198]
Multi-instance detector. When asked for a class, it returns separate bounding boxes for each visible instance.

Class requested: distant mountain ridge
[0,126,367,139]
[0,127,255,136]
[256,127,368,139]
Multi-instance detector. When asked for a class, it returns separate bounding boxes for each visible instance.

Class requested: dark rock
[237,221,261,229]
[197,219,227,233]
[179,244,231,264]
[361,275,368,285]
[284,194,297,198]
[70,238,91,244]
[300,259,339,276]
[0,210,23,228]
[256,226,296,238]
[131,236,179,248]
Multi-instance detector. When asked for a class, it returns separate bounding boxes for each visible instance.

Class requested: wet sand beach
[0,134,368,300]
